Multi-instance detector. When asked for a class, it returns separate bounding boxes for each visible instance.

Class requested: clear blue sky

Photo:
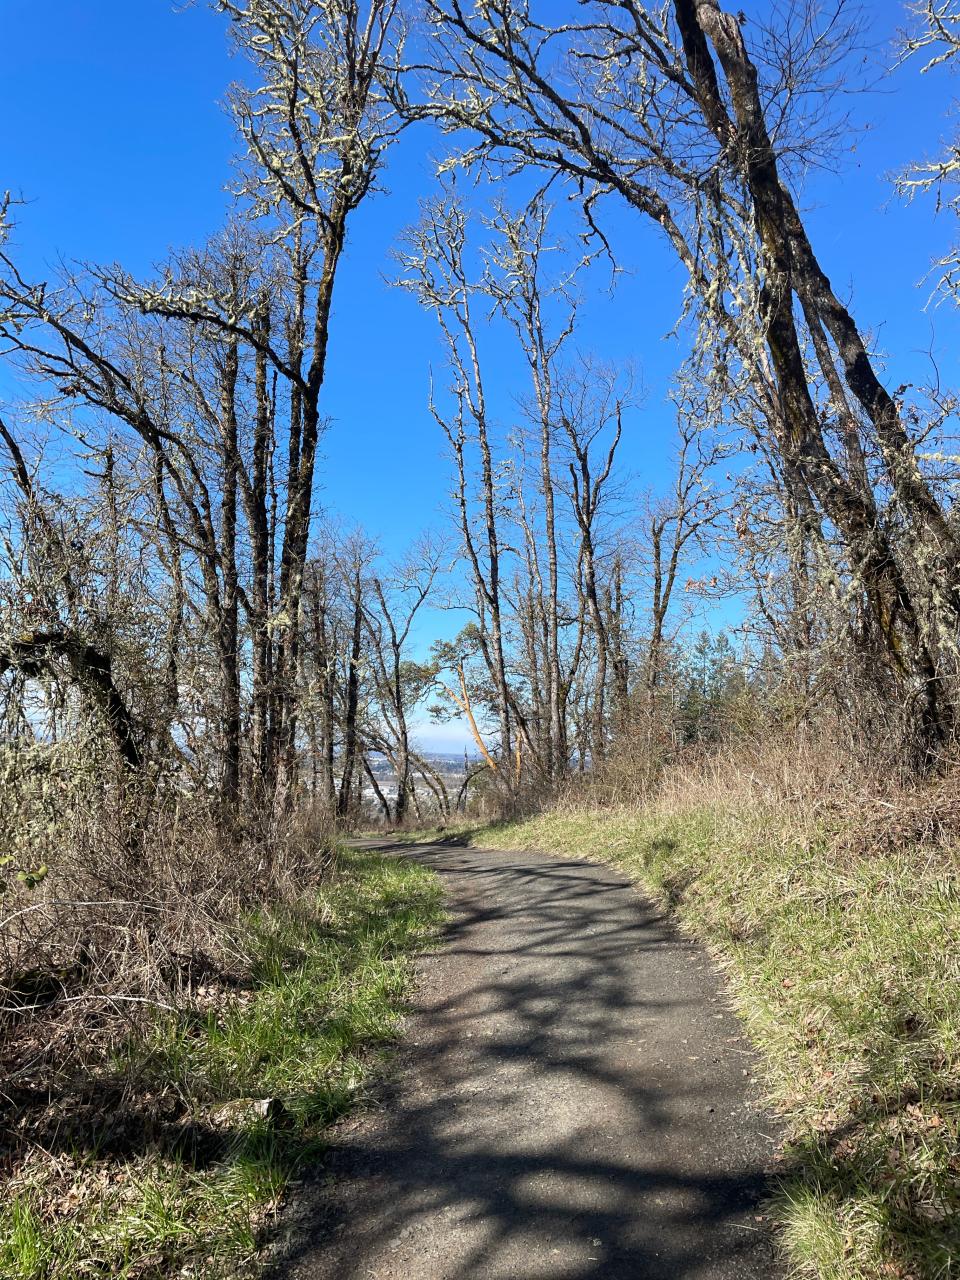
[2,1,960,748]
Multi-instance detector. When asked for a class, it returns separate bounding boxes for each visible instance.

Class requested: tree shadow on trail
[273,841,781,1280]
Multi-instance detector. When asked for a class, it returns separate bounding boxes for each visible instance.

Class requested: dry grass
[1,784,334,1141]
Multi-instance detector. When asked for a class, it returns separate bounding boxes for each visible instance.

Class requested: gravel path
[277,839,782,1279]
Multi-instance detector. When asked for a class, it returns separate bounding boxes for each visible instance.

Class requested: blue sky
[2,1,960,748]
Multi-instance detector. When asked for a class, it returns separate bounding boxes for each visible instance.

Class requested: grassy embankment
[409,756,960,1280]
[0,847,443,1280]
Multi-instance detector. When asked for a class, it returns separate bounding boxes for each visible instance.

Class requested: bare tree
[642,369,730,701]
[397,195,521,785]
[418,0,960,767]
[399,191,650,785]
[556,360,627,761]
[899,1,960,303]
[0,418,145,774]
[0,0,409,817]
[484,200,576,781]
[111,0,407,799]
[361,538,443,824]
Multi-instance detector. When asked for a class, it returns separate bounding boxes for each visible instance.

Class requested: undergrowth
[0,847,443,1279]
[408,754,960,1280]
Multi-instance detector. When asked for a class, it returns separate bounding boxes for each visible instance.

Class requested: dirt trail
[278,840,782,1279]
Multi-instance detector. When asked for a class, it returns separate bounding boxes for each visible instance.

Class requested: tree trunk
[678,0,952,763]
[337,565,363,821]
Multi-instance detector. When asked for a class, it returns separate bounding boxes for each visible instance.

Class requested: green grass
[0,847,443,1279]
[411,805,960,1279]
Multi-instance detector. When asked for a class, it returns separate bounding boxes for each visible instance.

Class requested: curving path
[277,839,782,1279]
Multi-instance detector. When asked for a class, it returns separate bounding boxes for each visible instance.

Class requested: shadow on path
[275,841,781,1279]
